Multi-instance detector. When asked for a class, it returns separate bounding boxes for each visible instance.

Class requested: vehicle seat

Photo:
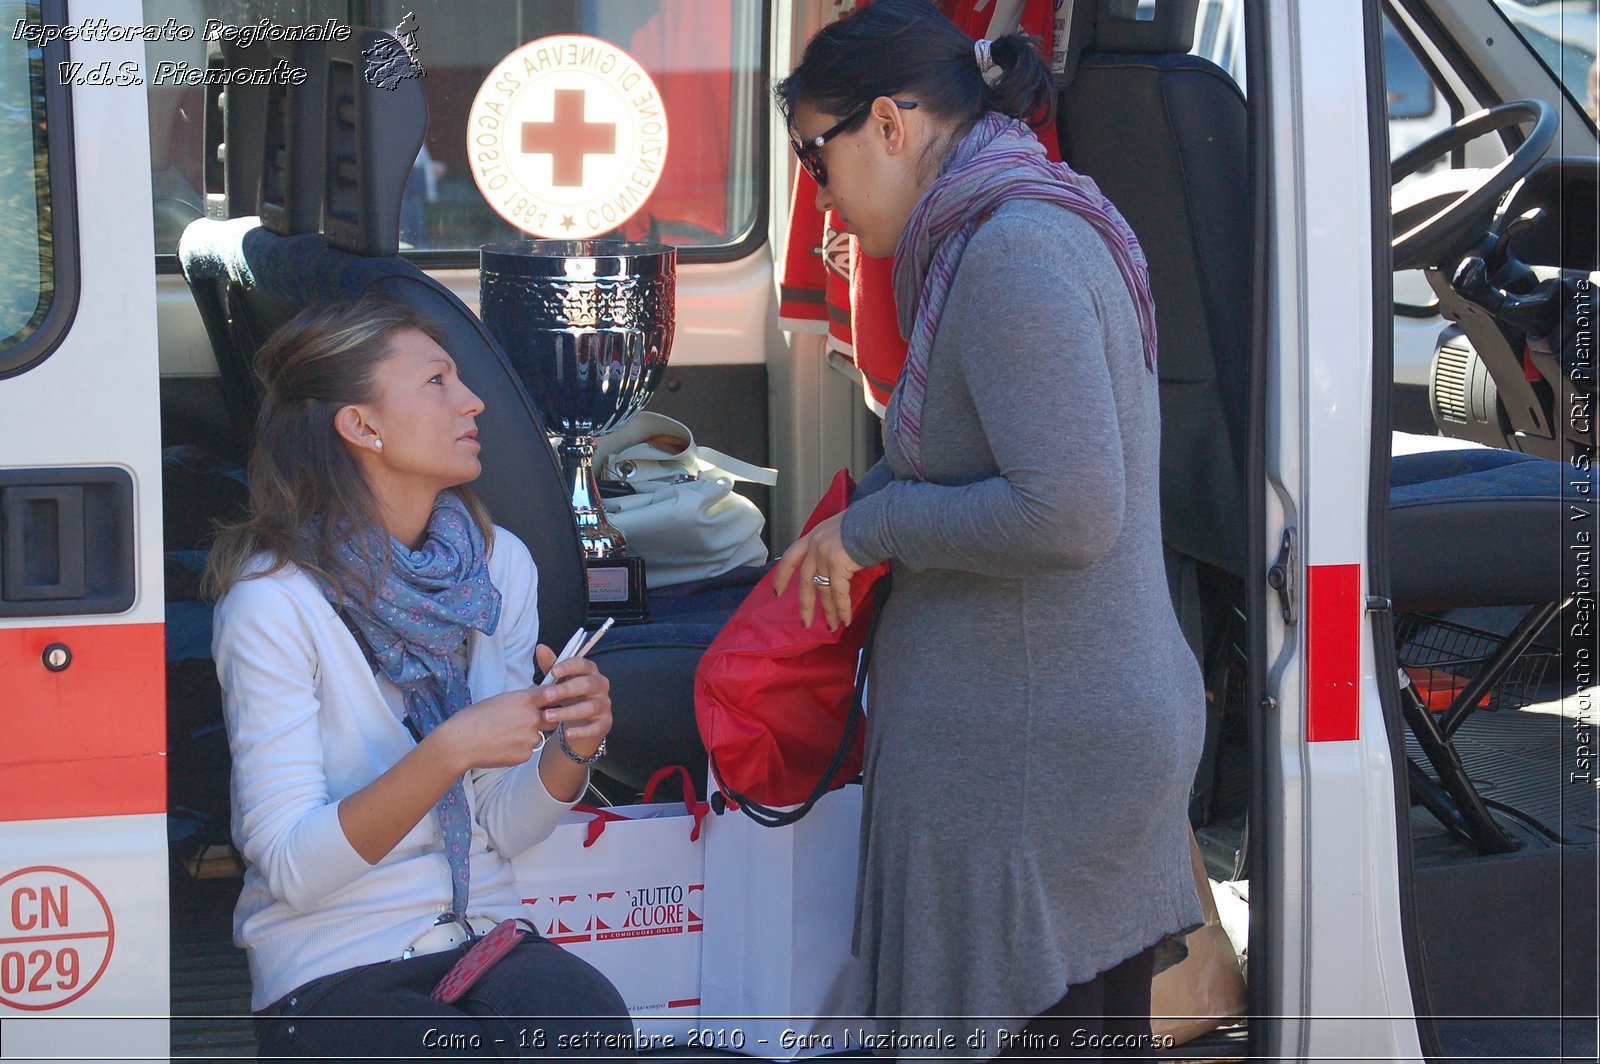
[1056,0,1249,582]
[1389,446,1583,612]
[1055,0,1250,824]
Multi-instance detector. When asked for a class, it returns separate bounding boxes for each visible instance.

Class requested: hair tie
[973,38,1002,85]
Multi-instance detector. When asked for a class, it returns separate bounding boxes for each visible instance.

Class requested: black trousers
[253,935,634,1062]
[996,944,1161,1061]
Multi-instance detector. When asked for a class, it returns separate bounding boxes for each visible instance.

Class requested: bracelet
[555,722,606,766]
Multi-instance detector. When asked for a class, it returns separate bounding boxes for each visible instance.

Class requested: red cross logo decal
[521,88,617,187]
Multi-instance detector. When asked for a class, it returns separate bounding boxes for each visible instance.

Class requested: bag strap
[574,766,711,846]
[572,804,630,848]
[334,601,426,745]
[693,445,780,486]
[642,764,711,841]
[710,574,891,828]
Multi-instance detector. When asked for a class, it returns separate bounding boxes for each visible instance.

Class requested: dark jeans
[996,945,1160,1060]
[254,935,634,1062]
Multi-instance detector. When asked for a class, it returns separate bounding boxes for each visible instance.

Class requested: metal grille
[1433,342,1472,423]
[1395,613,1558,713]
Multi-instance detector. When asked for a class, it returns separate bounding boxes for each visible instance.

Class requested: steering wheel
[1391,99,1557,272]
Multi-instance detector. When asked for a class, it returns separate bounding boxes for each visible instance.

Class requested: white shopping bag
[700,782,867,1057]
[511,766,708,1049]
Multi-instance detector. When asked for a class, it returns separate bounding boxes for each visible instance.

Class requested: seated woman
[206,298,631,1057]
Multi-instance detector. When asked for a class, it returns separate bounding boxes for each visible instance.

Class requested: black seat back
[200,39,271,222]
[178,30,586,647]
[1058,0,1249,578]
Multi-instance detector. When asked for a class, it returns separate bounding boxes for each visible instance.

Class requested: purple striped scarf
[890,112,1158,479]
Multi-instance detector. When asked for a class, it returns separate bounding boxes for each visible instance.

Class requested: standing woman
[772,0,1206,1055]
[206,299,631,1057]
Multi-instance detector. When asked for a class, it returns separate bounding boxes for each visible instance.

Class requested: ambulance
[1,0,1595,1060]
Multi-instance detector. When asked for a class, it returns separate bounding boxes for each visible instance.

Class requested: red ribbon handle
[572,803,629,847]
[572,766,710,845]
[642,764,711,842]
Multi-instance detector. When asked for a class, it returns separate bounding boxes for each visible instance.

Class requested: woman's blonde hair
[203,298,493,601]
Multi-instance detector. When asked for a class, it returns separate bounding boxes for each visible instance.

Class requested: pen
[572,617,614,661]
[539,618,614,686]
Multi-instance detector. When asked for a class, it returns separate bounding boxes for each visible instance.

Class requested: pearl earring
[374,438,384,451]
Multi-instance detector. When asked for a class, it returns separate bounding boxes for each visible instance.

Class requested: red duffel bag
[694,467,890,826]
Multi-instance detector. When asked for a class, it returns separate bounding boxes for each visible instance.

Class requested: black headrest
[321,28,427,257]
[259,39,329,236]
[1095,0,1200,55]
[201,39,271,220]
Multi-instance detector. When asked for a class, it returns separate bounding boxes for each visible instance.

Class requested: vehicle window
[1191,0,1245,93]
[144,0,765,260]
[1382,13,1451,169]
[1384,19,1436,121]
[1490,0,1599,126]
[1383,9,1455,312]
[0,1,55,357]
[143,0,353,254]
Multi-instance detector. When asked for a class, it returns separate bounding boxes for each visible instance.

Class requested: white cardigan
[212,529,576,1009]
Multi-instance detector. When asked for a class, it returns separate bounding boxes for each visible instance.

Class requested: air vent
[1434,341,1472,424]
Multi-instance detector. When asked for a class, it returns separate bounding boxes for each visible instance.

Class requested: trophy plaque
[479,240,676,625]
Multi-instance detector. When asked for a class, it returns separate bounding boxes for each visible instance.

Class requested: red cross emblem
[521,88,618,188]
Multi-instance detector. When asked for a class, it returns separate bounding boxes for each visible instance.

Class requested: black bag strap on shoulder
[710,574,891,828]
[333,600,424,744]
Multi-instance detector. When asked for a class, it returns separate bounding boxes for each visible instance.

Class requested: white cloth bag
[592,412,778,587]
[699,782,866,1056]
[510,787,708,1047]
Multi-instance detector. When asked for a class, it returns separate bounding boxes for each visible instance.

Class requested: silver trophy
[479,240,676,624]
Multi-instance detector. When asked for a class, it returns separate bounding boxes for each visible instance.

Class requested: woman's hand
[434,645,612,772]
[532,643,613,758]
[532,643,612,802]
[773,513,863,630]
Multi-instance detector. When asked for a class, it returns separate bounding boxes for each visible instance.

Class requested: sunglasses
[791,100,918,187]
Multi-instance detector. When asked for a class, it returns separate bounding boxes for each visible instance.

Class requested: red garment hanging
[778,0,1064,411]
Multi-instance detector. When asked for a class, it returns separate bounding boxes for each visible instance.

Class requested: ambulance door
[1258,2,1424,1060]
[0,2,169,1059]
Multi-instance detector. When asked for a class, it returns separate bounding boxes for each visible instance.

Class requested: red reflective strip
[1306,564,1361,742]
[0,624,166,820]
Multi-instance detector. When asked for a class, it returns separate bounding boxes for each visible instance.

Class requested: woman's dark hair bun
[985,30,1055,128]
[776,0,1056,134]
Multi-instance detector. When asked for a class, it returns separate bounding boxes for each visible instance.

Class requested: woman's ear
[334,404,381,452]
[871,94,912,156]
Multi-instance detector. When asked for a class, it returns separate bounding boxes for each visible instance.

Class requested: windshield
[1491,0,1599,125]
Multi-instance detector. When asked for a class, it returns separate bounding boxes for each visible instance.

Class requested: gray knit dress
[839,199,1207,1048]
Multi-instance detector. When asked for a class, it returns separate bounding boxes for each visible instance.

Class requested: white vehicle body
[1,1,1594,1061]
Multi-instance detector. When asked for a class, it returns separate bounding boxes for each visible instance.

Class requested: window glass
[1190,0,1245,93]
[1382,14,1450,171]
[144,0,765,257]
[143,0,353,253]
[1384,20,1436,121]
[0,2,54,353]
[1490,0,1599,126]
[368,0,763,253]
[1382,9,1458,311]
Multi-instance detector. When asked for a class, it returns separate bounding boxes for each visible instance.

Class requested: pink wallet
[429,919,527,1004]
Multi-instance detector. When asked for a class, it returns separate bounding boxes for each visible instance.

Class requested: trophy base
[585,555,649,626]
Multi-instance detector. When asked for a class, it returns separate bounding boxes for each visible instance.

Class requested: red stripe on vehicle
[0,624,166,821]
[1306,564,1361,742]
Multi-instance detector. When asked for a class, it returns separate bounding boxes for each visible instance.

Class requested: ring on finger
[813,573,832,587]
